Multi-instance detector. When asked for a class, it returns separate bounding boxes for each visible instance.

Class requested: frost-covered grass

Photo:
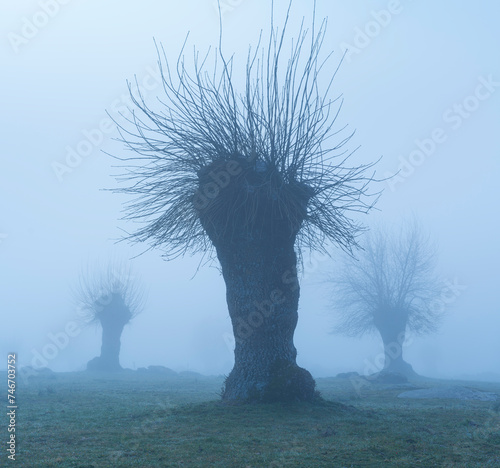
[11,370,500,467]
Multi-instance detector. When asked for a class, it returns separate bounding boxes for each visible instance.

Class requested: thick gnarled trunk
[381,335,415,376]
[216,238,315,402]
[375,312,416,377]
[196,160,316,402]
[87,320,125,371]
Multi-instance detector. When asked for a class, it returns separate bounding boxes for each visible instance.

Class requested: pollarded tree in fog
[77,263,144,371]
[329,221,443,377]
[113,5,377,401]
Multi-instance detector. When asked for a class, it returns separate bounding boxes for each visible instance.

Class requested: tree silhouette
[113,7,377,401]
[77,263,143,372]
[329,221,443,377]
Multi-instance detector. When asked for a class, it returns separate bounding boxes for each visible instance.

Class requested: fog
[2,0,499,382]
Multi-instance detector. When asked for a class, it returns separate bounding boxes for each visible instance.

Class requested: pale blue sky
[1,1,499,379]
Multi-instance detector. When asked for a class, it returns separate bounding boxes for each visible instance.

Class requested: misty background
[1,0,499,380]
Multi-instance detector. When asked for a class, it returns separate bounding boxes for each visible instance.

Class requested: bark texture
[216,238,315,402]
[198,160,316,402]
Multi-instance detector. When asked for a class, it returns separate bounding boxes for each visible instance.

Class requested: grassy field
[7,370,500,467]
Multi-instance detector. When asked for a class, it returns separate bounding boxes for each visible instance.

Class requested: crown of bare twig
[75,262,144,325]
[111,3,379,259]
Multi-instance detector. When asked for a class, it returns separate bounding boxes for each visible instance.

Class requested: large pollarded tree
[113,6,377,401]
[329,221,443,377]
[76,263,143,372]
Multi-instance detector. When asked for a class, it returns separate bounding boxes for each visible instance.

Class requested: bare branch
[74,260,145,326]
[110,5,379,260]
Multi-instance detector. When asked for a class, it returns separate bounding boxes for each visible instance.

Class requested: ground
[8,370,500,467]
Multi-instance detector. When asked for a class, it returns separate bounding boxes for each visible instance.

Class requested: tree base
[86,356,122,372]
[222,359,317,403]
[383,359,418,378]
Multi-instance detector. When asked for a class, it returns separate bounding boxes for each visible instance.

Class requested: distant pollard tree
[113,5,377,401]
[329,221,443,377]
[76,263,144,372]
